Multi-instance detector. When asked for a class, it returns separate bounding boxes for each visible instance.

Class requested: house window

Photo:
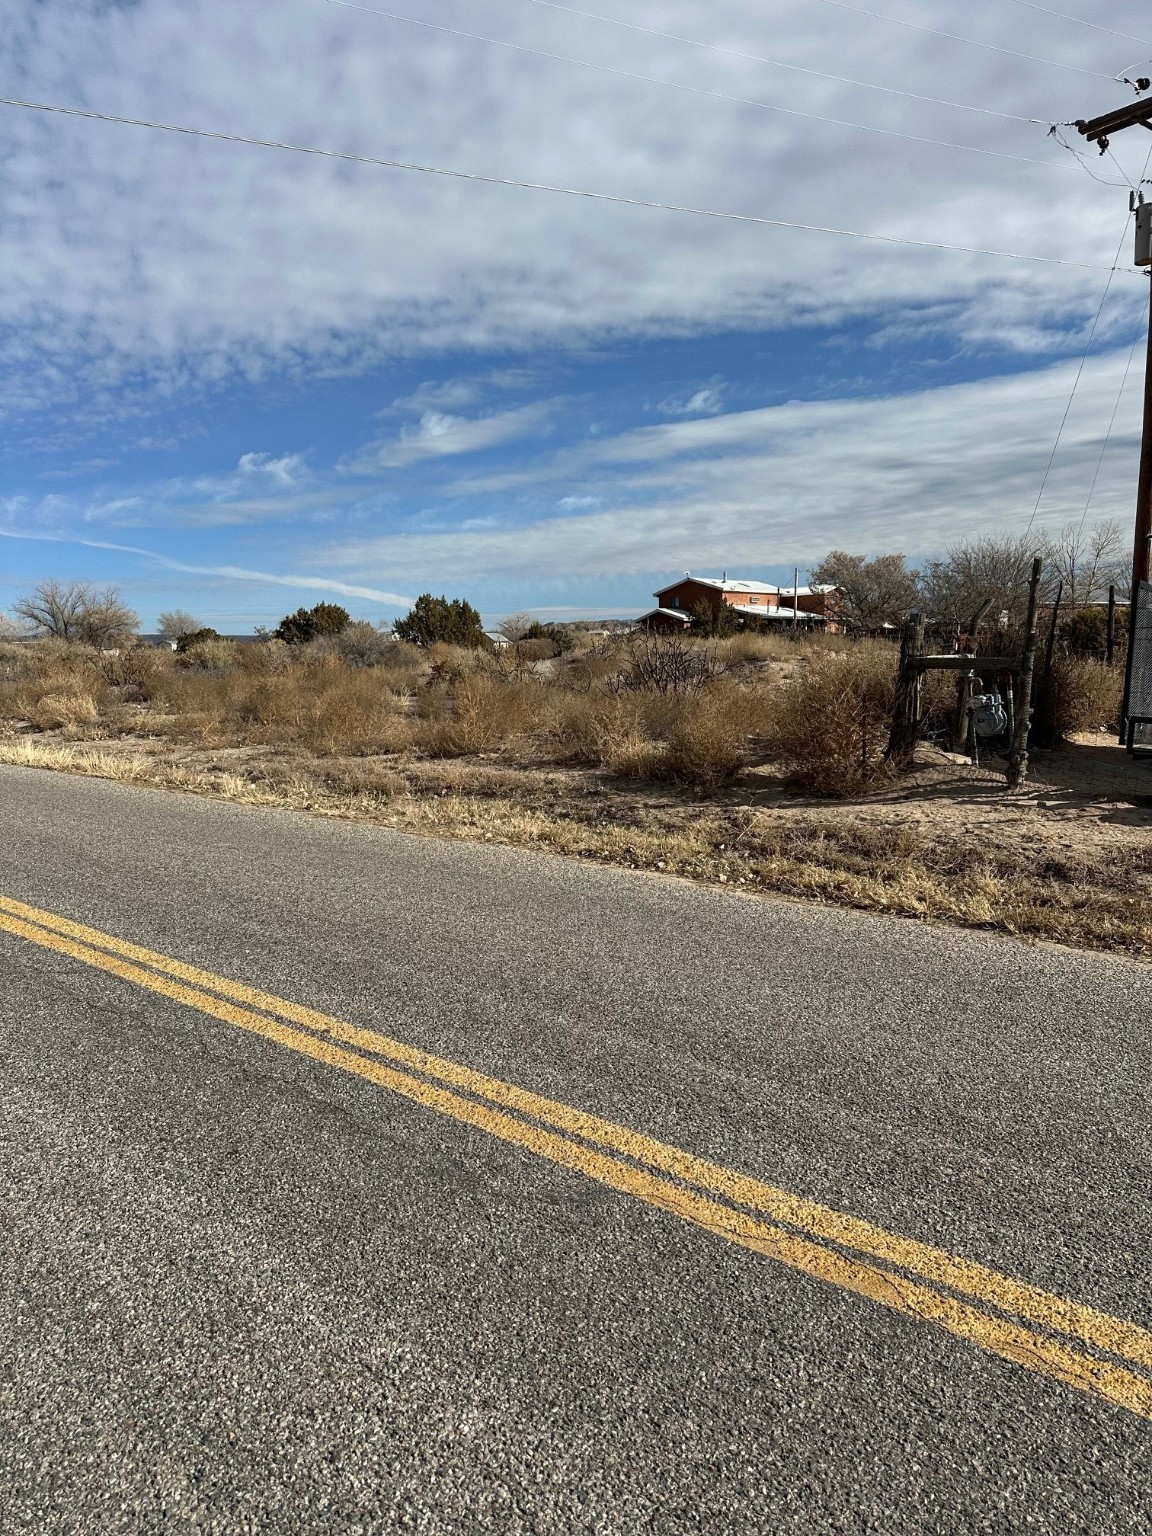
[670,596,679,607]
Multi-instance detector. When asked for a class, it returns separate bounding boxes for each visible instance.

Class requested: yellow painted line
[2,896,1151,1420]
[4,892,1150,1379]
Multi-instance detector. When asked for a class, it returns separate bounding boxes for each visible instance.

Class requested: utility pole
[1076,93,1152,736]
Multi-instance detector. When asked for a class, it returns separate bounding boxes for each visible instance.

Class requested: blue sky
[2,0,1151,629]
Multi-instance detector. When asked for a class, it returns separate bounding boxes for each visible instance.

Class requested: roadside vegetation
[0,578,1145,959]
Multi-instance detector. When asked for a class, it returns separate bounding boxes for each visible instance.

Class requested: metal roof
[654,575,780,596]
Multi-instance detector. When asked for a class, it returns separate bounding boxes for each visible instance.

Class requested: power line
[321,0,1068,170]
[1075,289,1148,539]
[0,94,1126,270]
[1004,0,1151,50]
[1022,170,1149,539]
[1049,126,1133,187]
[500,0,1050,125]
[808,0,1122,81]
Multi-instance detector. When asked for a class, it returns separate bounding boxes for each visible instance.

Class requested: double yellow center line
[2,889,1150,1420]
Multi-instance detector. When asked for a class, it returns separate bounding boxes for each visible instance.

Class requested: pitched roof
[654,575,780,597]
[638,606,693,624]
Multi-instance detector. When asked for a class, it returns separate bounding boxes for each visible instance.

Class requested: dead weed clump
[768,645,896,796]
[422,674,547,757]
[1049,656,1124,739]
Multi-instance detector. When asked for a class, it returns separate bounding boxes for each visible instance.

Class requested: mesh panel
[1129,582,1152,748]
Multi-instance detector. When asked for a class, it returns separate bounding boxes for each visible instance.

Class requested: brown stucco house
[637,574,839,632]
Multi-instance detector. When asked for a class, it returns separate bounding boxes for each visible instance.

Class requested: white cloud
[237,451,307,486]
[309,348,1144,585]
[0,0,1141,415]
[342,402,554,472]
[659,379,725,416]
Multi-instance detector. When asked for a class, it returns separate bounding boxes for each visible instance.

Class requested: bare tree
[13,579,90,640]
[13,580,138,648]
[1044,518,1127,606]
[808,552,920,630]
[0,614,30,641]
[157,609,202,643]
[78,587,139,649]
[496,612,537,642]
[920,534,1045,631]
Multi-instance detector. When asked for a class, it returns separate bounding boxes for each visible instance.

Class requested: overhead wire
[807,0,1124,81]
[1049,126,1134,187]
[1074,289,1148,540]
[321,0,1069,171]
[1022,141,1152,539]
[0,94,1128,271]
[513,0,1118,84]
[1003,0,1151,50]
[457,0,1053,126]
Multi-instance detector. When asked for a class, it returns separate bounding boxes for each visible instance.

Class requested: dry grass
[0,734,1146,960]
[1049,656,1125,739]
[767,644,896,795]
[1,633,1147,961]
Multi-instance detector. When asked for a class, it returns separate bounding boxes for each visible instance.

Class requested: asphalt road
[1,762,1150,1535]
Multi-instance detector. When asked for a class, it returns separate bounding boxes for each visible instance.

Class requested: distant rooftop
[655,574,780,595]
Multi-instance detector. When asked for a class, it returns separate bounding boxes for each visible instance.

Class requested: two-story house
[637,573,840,632]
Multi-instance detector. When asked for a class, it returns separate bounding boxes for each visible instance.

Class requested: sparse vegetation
[767,644,896,795]
[0,602,1146,960]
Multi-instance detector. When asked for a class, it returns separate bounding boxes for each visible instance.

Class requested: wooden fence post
[1006,557,1043,790]
[885,609,925,766]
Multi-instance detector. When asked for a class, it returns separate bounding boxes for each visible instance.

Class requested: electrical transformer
[1137,199,1152,267]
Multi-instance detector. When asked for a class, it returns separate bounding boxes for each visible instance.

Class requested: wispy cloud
[312,348,1143,586]
[237,451,307,486]
[658,379,725,417]
[0,528,411,606]
[0,0,1136,423]
[342,402,554,472]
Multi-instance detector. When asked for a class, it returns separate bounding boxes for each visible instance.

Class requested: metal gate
[1127,580,1152,750]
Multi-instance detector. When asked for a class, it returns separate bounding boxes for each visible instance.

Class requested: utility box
[1137,200,1152,266]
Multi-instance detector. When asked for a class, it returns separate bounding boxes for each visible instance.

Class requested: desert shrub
[767,646,896,795]
[96,645,170,699]
[424,643,493,687]
[309,621,397,668]
[0,642,40,680]
[394,594,486,649]
[918,668,962,742]
[176,637,239,671]
[1047,656,1123,739]
[236,637,293,674]
[274,602,350,645]
[423,675,547,757]
[1058,606,1125,661]
[153,659,415,754]
[661,683,772,788]
[711,631,793,668]
[611,633,724,695]
[598,724,665,780]
[539,690,629,764]
[508,637,557,663]
[175,627,220,653]
[28,691,100,731]
[538,680,769,789]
